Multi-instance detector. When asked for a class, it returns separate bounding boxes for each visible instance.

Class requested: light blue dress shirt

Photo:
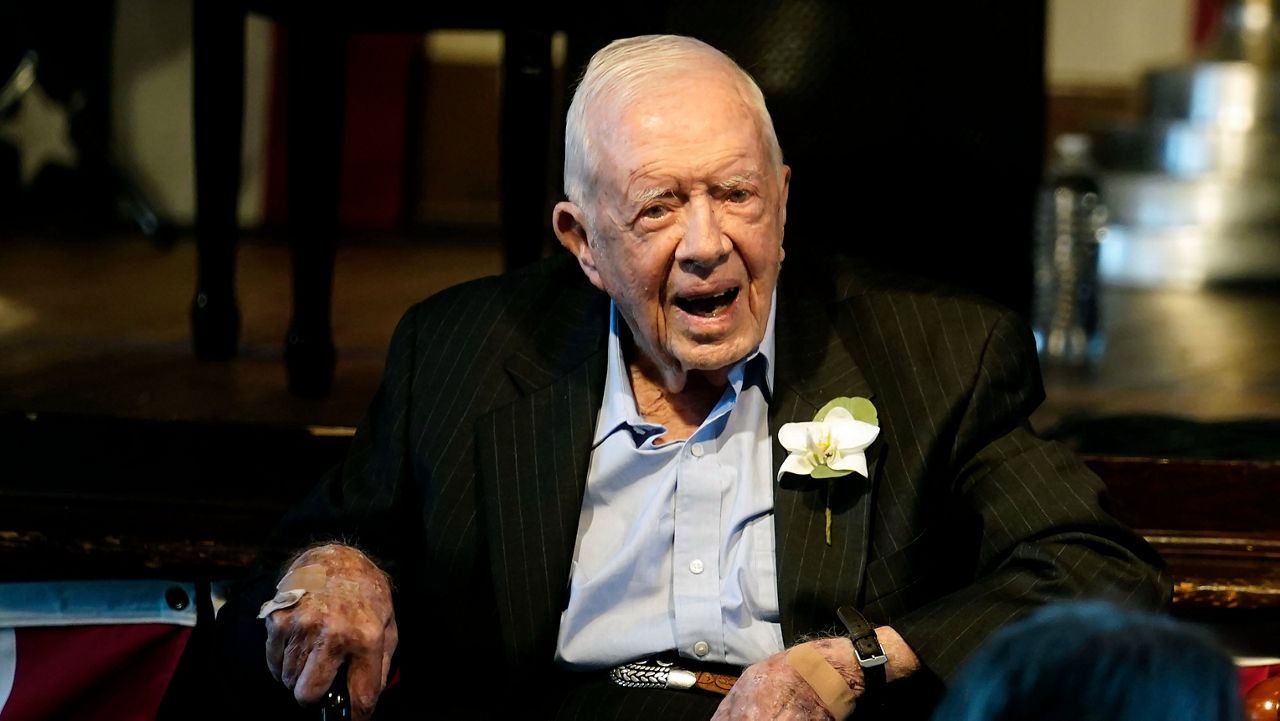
[554,297,785,669]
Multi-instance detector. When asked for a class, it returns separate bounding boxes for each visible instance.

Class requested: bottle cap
[1054,133,1092,161]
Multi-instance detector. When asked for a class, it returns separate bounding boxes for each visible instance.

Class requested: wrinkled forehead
[585,70,774,186]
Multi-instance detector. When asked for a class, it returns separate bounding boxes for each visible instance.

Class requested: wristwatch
[837,605,887,699]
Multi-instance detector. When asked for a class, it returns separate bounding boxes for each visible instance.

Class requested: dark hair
[931,601,1242,721]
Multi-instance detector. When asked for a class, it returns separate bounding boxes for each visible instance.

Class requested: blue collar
[592,292,777,447]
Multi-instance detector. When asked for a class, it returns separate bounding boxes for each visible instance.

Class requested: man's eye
[727,188,752,202]
[642,205,668,219]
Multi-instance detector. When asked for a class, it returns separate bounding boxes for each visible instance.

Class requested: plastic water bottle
[1032,134,1108,367]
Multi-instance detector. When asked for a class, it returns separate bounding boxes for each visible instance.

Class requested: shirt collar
[592,292,777,447]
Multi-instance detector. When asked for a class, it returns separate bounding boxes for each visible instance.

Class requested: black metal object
[321,664,352,720]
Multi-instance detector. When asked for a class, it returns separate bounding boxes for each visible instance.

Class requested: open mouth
[674,286,740,318]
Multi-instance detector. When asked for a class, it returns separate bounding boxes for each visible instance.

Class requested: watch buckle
[856,648,889,668]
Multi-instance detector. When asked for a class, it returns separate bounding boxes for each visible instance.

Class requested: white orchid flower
[778,406,880,478]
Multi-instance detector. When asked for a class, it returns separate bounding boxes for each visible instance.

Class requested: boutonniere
[779,397,879,545]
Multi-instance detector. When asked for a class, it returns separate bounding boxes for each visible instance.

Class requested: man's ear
[553,201,605,291]
[779,164,791,230]
[778,164,791,263]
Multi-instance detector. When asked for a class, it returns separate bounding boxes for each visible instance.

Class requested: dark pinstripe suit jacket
[274,253,1167,719]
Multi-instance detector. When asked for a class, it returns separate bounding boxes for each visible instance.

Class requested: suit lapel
[770,275,882,645]
[476,281,609,666]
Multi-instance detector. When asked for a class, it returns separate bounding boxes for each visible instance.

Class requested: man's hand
[264,544,397,721]
[711,628,921,720]
[711,638,863,721]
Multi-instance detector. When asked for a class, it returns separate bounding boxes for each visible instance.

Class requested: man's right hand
[264,543,398,721]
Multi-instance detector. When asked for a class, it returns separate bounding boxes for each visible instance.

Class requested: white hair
[562,35,784,208]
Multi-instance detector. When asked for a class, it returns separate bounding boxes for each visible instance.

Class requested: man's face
[558,68,790,378]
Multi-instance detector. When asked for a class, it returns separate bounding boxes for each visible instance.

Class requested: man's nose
[674,197,730,269]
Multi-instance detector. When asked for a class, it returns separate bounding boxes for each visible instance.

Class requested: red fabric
[1,625,191,721]
[1192,0,1226,49]
[1240,663,1280,697]
[338,33,418,229]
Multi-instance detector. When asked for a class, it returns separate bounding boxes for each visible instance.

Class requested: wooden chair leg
[190,0,244,361]
[283,25,345,398]
[500,27,553,271]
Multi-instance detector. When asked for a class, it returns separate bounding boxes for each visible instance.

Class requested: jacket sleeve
[264,299,429,579]
[887,310,1171,683]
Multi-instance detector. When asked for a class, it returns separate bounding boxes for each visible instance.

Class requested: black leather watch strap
[837,605,887,697]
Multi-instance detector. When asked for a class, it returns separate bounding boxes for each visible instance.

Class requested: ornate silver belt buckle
[608,657,699,691]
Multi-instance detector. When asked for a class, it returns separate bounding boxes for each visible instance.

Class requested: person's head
[932,601,1242,721]
[553,35,790,390]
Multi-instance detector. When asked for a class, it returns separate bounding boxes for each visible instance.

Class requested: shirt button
[693,641,710,657]
[690,443,704,457]
[689,559,704,574]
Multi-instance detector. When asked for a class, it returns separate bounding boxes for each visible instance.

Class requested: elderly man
[232,35,1167,720]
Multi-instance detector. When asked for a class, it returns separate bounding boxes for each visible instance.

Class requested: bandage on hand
[786,644,858,719]
[710,638,863,721]
[258,563,365,618]
[257,564,326,618]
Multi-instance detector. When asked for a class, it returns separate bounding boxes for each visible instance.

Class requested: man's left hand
[711,628,922,720]
[711,638,862,721]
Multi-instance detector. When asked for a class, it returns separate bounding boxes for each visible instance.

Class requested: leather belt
[608,656,740,696]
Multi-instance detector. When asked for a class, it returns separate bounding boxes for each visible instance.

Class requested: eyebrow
[630,173,760,205]
[630,186,677,205]
[714,174,756,190]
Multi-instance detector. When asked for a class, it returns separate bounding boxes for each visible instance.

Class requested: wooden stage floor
[0,232,503,427]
